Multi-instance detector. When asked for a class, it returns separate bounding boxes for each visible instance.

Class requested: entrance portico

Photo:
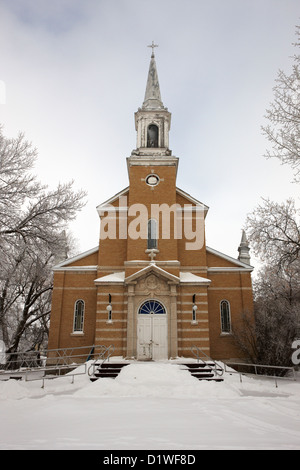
[125,263,179,360]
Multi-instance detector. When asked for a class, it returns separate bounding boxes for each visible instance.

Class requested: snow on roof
[94,272,125,284]
[53,246,98,270]
[179,272,211,284]
[206,246,254,271]
[94,270,210,285]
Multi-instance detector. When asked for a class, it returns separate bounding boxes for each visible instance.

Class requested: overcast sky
[0,0,300,270]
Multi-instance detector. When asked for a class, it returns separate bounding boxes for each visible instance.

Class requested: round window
[146,174,159,186]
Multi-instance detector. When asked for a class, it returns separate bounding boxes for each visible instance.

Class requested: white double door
[137,313,168,360]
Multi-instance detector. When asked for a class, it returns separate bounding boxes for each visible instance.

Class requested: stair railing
[191,345,224,377]
[88,344,115,377]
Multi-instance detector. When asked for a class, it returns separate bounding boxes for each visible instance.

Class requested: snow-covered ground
[0,359,299,450]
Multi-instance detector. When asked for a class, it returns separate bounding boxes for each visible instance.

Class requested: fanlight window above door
[138,300,165,315]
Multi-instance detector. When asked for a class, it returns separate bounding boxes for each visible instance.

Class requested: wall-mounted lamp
[192,294,197,323]
[192,304,197,323]
[107,294,112,322]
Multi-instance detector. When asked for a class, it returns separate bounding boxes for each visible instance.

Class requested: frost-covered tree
[232,261,300,371]
[253,262,300,369]
[245,197,300,268]
[0,126,86,365]
[239,198,300,370]
[236,25,300,371]
[0,127,85,248]
[262,25,300,182]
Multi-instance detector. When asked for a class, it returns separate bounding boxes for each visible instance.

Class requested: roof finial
[147,41,158,57]
[238,230,251,265]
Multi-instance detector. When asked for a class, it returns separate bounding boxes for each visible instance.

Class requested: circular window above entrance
[145,174,160,187]
[138,300,165,315]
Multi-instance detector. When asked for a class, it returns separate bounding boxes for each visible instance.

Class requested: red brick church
[48,45,254,362]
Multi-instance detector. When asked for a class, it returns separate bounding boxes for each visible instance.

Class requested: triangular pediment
[125,263,180,284]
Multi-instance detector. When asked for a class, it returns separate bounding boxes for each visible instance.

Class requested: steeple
[142,42,164,110]
[131,43,173,158]
[238,230,251,265]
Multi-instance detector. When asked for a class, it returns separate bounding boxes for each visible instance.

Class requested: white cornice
[206,246,254,271]
[54,266,98,272]
[207,267,253,273]
[53,247,98,270]
[126,155,179,177]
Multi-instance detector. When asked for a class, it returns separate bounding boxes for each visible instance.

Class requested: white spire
[142,43,164,110]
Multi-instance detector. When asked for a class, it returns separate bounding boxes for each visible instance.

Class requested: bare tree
[231,310,258,364]
[236,25,300,371]
[262,25,300,182]
[254,262,299,370]
[0,126,86,248]
[232,261,300,372]
[242,196,300,369]
[0,126,86,365]
[245,197,300,268]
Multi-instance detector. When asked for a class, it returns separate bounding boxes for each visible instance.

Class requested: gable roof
[206,246,254,271]
[95,185,209,215]
[53,247,98,271]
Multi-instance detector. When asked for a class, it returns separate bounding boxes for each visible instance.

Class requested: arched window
[220,300,231,333]
[147,219,157,249]
[147,124,159,147]
[139,300,166,315]
[73,299,85,332]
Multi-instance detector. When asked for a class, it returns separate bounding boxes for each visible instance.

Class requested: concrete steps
[90,362,129,381]
[90,360,224,383]
[181,362,224,382]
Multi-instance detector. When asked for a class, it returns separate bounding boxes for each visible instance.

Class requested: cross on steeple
[147,41,158,57]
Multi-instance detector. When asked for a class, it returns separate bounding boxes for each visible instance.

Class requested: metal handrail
[191,345,224,377]
[88,344,115,377]
[224,361,297,388]
[0,344,114,377]
[0,345,100,388]
[2,344,99,371]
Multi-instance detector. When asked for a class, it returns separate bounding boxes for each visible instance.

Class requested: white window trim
[220,299,232,335]
[73,299,85,333]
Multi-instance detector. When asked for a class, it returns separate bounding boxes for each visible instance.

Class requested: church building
[48,45,254,362]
